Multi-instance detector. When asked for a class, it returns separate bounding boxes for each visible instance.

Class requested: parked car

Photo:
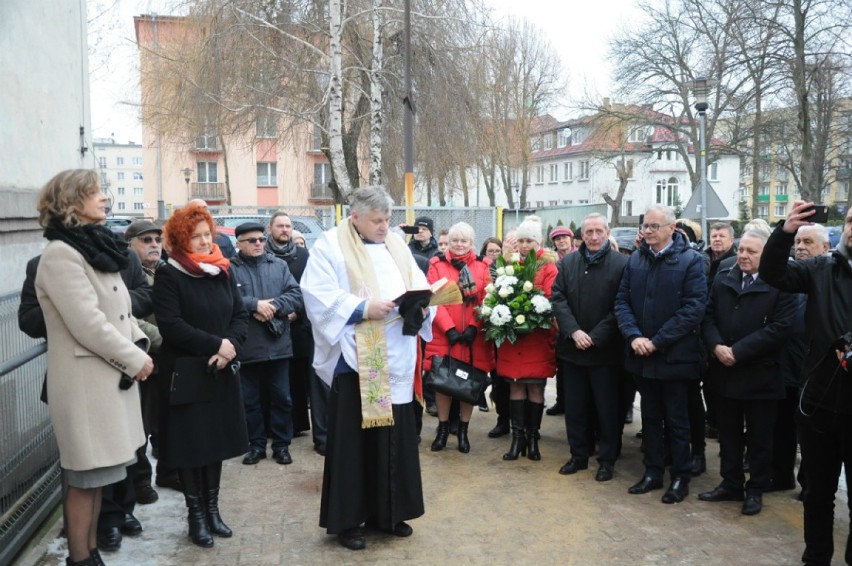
[212,214,325,248]
[104,216,136,236]
[828,225,842,249]
[610,226,639,252]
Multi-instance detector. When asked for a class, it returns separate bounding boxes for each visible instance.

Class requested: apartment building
[93,139,146,216]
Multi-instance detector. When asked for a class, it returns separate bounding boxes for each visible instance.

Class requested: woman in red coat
[497,216,558,461]
[424,222,493,453]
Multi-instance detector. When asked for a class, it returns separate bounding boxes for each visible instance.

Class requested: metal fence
[0,291,59,566]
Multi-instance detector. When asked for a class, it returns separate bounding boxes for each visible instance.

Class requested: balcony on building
[190,182,226,202]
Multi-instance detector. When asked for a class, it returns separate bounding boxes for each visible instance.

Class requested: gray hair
[448,221,476,244]
[349,186,394,215]
[581,212,609,232]
[796,223,829,244]
[740,229,769,245]
[710,222,735,238]
[645,204,676,225]
[743,218,771,237]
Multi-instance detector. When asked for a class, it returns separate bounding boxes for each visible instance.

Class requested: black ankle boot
[431,421,449,451]
[89,548,105,566]
[503,400,527,460]
[457,421,470,453]
[66,557,95,566]
[202,463,232,537]
[526,402,544,461]
[179,468,214,548]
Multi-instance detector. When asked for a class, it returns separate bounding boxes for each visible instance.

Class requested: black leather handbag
[426,346,488,405]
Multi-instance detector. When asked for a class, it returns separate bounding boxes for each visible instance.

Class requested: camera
[401,225,420,235]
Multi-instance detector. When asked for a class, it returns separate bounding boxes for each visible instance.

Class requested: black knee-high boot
[202,462,232,537]
[526,402,544,461]
[178,467,214,548]
[503,400,528,460]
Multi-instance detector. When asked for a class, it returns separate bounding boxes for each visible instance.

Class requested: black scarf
[449,252,478,304]
[583,240,611,265]
[266,237,297,261]
[43,220,129,273]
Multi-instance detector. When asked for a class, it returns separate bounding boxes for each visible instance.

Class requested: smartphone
[401,225,419,235]
[804,205,829,224]
[638,214,645,226]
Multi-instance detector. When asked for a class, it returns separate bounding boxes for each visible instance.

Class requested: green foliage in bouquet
[476,250,554,347]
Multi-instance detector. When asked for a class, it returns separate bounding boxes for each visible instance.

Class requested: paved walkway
[18,394,847,566]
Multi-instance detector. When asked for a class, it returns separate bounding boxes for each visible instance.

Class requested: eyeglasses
[238,237,267,244]
[136,235,162,244]
[641,223,672,232]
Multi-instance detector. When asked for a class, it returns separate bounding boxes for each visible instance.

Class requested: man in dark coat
[266,211,329,455]
[698,230,797,516]
[408,216,439,261]
[761,201,852,565]
[706,222,737,285]
[615,204,707,504]
[552,213,627,482]
[231,222,303,465]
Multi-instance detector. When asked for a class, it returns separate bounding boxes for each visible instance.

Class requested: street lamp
[513,182,521,227]
[181,167,193,202]
[688,76,717,241]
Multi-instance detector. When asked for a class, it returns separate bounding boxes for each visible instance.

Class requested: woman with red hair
[153,203,249,548]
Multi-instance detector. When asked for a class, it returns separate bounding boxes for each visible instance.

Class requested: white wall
[0,0,94,294]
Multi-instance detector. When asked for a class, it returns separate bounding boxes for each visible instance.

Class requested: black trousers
[771,385,799,488]
[716,397,777,494]
[687,380,706,457]
[635,377,692,481]
[797,407,852,566]
[562,362,620,465]
[491,374,510,427]
[98,470,136,532]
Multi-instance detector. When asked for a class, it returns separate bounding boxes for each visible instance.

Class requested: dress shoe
[690,455,707,477]
[242,448,267,465]
[119,513,143,536]
[272,449,293,465]
[155,472,182,492]
[425,403,438,417]
[742,494,763,515]
[314,444,327,456]
[698,485,744,502]
[368,520,413,537]
[97,527,122,552]
[661,478,689,504]
[558,459,588,475]
[628,476,663,495]
[337,527,366,550]
[135,483,159,504]
[595,464,614,482]
[545,402,564,416]
[487,423,510,438]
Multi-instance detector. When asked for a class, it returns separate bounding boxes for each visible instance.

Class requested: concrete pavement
[18,394,846,566]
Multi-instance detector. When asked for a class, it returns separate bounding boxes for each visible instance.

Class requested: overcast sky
[88,0,643,143]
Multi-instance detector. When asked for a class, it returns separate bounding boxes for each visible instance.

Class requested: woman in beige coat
[35,169,153,566]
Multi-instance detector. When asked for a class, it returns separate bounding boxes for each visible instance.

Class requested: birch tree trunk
[369,0,384,185]
[328,0,352,198]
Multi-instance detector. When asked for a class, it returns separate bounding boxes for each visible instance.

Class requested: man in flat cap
[230,222,303,465]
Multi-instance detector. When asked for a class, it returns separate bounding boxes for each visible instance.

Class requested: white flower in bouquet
[515,314,526,324]
[522,281,534,292]
[496,266,505,276]
[498,286,512,298]
[505,265,515,276]
[511,253,520,263]
[480,305,492,317]
[531,295,552,314]
[495,275,517,288]
[490,305,512,326]
[485,283,496,294]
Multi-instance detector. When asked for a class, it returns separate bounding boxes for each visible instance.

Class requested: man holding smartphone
[761,200,852,565]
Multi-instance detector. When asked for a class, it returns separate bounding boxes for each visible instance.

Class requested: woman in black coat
[699,230,797,515]
[154,204,249,548]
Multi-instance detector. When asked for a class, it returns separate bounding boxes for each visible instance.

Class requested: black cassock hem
[319,372,424,534]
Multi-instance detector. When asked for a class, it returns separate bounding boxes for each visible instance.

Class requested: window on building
[116,157,124,166]
[776,184,787,195]
[535,166,544,184]
[543,134,553,151]
[558,129,571,148]
[549,200,558,206]
[578,160,590,180]
[531,137,541,152]
[563,200,571,205]
[536,201,544,208]
[196,120,218,150]
[573,128,587,144]
[840,182,850,201]
[133,187,143,197]
[775,204,787,217]
[623,200,633,216]
[117,187,125,196]
[627,126,649,143]
[564,162,573,181]
[257,162,277,186]
[709,162,718,181]
[549,164,558,182]
[579,199,589,204]
[656,177,680,207]
[256,114,278,138]
[132,172,143,180]
[666,150,672,161]
[116,202,126,211]
[100,172,108,184]
[314,162,330,185]
[615,159,634,180]
[197,161,218,183]
[758,183,769,196]
[758,205,769,217]
[760,164,771,180]
[117,172,125,180]
[132,157,143,166]
[98,157,107,168]
[133,202,144,211]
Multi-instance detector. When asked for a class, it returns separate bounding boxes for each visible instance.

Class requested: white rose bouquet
[477,250,553,347]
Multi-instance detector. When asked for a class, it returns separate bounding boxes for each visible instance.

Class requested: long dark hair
[479,237,502,256]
